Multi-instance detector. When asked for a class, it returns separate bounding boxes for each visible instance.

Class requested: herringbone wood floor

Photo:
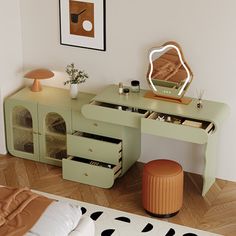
[0,154,235,235]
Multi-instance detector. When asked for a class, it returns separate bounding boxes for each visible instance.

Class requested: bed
[0,186,95,236]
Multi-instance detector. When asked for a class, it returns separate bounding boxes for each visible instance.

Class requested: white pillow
[27,201,82,236]
[69,217,95,236]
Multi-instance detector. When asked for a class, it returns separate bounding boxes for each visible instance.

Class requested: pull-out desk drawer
[82,101,149,128]
[63,156,121,188]
[67,132,122,165]
[141,112,214,144]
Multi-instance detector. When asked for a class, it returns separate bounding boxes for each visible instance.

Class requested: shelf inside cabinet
[45,131,66,138]
[13,125,33,132]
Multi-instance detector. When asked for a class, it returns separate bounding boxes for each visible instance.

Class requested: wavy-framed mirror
[145,41,193,104]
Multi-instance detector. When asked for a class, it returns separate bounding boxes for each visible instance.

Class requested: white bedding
[68,217,95,236]
[25,201,95,236]
[0,186,94,236]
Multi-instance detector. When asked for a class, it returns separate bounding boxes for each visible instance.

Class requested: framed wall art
[59,0,106,51]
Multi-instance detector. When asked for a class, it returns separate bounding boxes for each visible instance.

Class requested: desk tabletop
[92,85,230,128]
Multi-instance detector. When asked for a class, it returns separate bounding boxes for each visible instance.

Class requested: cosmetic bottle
[118,82,123,95]
[131,80,140,93]
[123,88,130,97]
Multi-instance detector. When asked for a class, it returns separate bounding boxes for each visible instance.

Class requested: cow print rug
[36,191,220,236]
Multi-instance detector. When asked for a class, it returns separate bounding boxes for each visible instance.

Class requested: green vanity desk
[4,85,229,195]
[82,85,229,196]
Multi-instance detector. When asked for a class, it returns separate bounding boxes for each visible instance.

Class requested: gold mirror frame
[145,42,193,104]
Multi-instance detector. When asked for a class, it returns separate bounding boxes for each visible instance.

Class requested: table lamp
[24,69,54,92]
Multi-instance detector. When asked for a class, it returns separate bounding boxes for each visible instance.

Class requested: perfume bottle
[118,82,123,95]
[196,89,204,109]
[197,99,203,109]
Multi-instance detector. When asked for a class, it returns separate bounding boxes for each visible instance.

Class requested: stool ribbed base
[145,210,179,218]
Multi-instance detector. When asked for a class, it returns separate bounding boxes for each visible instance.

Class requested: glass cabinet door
[38,105,71,167]
[12,106,34,153]
[45,112,67,162]
[4,99,39,161]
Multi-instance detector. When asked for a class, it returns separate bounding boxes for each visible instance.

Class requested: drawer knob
[84,173,88,177]
[93,123,98,127]
[88,148,93,152]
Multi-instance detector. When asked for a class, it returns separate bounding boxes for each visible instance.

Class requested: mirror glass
[147,42,193,100]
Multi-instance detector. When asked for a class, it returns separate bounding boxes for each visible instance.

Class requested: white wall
[17,0,236,181]
[0,1,24,154]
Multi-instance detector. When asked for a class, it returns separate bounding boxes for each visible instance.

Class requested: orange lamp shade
[24,69,54,92]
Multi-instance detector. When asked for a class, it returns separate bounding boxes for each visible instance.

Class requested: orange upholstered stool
[142,159,183,218]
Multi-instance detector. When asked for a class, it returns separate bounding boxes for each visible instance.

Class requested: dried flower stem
[64,63,89,85]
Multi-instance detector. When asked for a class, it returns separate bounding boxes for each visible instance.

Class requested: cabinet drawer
[141,112,214,144]
[62,156,121,188]
[72,111,122,139]
[67,132,122,165]
[82,101,149,128]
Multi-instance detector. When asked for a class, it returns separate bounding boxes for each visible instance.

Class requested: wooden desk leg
[202,132,218,196]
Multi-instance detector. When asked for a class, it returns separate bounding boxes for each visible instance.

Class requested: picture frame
[59,0,106,51]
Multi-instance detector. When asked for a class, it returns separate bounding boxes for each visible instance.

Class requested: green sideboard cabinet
[4,86,141,188]
[4,85,229,195]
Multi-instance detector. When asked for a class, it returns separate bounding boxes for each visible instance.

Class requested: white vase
[70,84,78,99]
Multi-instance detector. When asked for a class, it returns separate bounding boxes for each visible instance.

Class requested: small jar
[131,80,140,93]
[123,88,130,96]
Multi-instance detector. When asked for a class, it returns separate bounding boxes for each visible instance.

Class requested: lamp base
[31,79,42,92]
